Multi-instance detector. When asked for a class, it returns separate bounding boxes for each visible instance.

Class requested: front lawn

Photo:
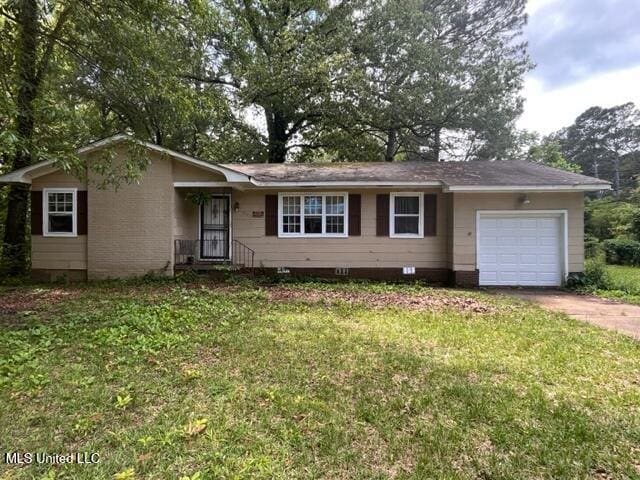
[1,279,639,479]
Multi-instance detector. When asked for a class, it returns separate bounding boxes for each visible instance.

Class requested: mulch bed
[264,287,496,313]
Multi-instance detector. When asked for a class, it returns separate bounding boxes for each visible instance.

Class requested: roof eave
[443,184,612,192]
[248,179,443,188]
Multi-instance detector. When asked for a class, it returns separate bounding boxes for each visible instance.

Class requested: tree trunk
[432,127,441,162]
[384,129,397,162]
[265,108,288,163]
[2,0,39,275]
[612,155,621,198]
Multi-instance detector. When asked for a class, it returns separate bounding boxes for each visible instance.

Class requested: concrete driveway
[494,289,640,340]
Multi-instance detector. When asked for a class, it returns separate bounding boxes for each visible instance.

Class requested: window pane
[326,196,345,215]
[48,193,56,212]
[49,214,73,233]
[395,216,419,234]
[326,215,344,233]
[394,196,419,215]
[304,216,322,234]
[282,196,300,215]
[304,196,322,215]
[283,215,301,233]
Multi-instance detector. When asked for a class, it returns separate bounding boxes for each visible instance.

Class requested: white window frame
[43,188,77,237]
[278,192,349,238]
[390,192,424,238]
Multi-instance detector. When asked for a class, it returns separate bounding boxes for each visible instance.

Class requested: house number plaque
[252,211,264,217]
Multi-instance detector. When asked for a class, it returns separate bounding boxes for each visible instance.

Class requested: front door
[200,196,230,260]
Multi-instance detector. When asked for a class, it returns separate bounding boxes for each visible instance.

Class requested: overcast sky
[517,0,640,135]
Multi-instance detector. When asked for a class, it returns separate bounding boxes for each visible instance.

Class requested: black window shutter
[348,194,361,236]
[265,194,278,236]
[77,191,88,235]
[424,194,437,236]
[376,194,389,236]
[31,191,43,235]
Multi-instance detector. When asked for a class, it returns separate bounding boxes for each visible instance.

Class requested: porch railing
[174,239,255,270]
[231,239,255,270]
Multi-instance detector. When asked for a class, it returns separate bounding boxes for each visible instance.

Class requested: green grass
[594,265,640,304]
[1,279,639,479]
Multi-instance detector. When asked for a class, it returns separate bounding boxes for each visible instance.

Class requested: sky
[517,0,640,135]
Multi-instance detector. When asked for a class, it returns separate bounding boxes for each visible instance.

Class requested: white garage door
[477,213,563,286]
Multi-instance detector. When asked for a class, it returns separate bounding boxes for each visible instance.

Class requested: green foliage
[596,265,640,304]
[553,103,640,195]
[603,238,640,266]
[567,257,610,291]
[184,191,211,205]
[1,282,640,478]
[527,141,581,172]
[584,198,640,241]
[584,235,603,259]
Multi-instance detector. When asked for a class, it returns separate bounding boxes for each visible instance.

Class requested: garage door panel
[478,214,562,286]
[498,272,519,282]
[479,271,497,283]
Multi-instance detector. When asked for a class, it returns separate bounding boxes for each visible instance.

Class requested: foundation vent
[402,266,416,275]
[335,267,349,276]
[277,267,290,274]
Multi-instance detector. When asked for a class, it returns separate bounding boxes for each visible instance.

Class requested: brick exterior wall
[453,269,479,287]
[87,150,174,279]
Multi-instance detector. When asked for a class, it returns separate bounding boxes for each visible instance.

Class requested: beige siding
[31,169,86,190]
[172,160,226,182]
[174,190,199,240]
[231,189,450,268]
[87,150,174,279]
[31,170,88,271]
[451,192,585,273]
[31,236,87,270]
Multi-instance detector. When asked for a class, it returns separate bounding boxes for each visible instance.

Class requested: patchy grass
[593,265,640,305]
[1,279,639,479]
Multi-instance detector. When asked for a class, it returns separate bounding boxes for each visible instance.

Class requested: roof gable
[0,134,251,184]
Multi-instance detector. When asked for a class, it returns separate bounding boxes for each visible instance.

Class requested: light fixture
[520,194,530,205]
[234,201,240,212]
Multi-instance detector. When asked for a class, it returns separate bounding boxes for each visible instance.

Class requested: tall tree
[321,0,530,162]
[555,103,640,195]
[1,0,74,274]
[0,0,217,273]
[187,0,359,163]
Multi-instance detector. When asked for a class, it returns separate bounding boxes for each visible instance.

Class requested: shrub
[603,238,640,266]
[585,198,640,241]
[584,235,603,259]
[567,258,610,291]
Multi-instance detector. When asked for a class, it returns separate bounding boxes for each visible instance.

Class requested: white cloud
[517,64,640,135]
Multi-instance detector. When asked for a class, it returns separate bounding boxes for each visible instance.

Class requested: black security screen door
[200,196,230,259]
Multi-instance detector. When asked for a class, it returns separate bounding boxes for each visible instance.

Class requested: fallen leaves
[0,287,80,314]
[264,287,496,313]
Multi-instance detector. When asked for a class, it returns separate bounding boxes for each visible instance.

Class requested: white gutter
[443,184,611,192]
[248,179,443,188]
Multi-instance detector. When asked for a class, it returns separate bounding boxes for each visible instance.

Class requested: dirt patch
[264,287,495,313]
[0,287,81,314]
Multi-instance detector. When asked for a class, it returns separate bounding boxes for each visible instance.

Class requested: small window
[390,193,423,238]
[278,193,348,237]
[43,188,77,236]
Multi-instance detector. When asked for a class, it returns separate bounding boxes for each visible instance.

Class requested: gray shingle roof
[221,160,610,187]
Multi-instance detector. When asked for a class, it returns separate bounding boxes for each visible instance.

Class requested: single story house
[0,135,610,286]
